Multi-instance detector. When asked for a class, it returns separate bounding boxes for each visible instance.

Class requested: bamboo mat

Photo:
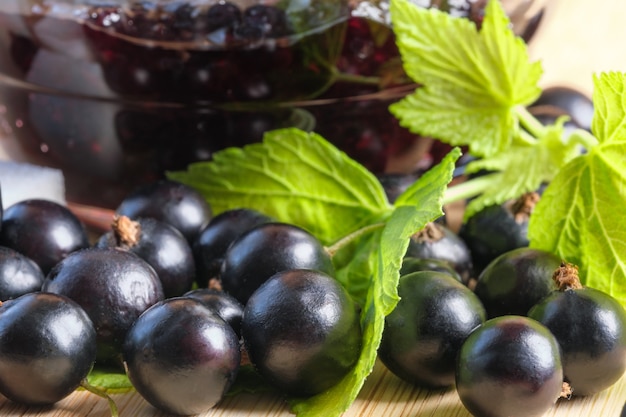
[1,360,623,416]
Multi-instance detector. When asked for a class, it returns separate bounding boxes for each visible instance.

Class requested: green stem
[516,128,539,146]
[332,72,383,86]
[568,128,599,150]
[515,105,545,139]
[80,379,119,417]
[326,222,386,257]
[442,173,498,205]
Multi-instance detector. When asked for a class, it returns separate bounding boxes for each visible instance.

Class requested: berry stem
[112,215,141,248]
[552,262,583,290]
[80,379,119,417]
[332,72,384,87]
[568,128,599,150]
[442,173,498,205]
[326,222,386,257]
[515,105,545,140]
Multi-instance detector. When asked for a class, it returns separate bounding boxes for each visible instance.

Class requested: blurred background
[528,0,626,98]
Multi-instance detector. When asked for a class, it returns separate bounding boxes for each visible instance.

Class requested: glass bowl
[0,0,547,208]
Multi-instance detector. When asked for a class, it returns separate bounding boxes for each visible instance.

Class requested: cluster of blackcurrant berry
[0,179,363,415]
[371,84,625,417]
[0,177,624,417]
[380,244,626,417]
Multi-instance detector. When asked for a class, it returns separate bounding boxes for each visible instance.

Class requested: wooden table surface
[1,0,626,416]
[0,360,624,417]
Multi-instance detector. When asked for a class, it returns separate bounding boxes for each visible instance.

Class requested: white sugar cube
[0,161,66,208]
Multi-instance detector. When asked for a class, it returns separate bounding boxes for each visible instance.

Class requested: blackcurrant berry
[474,247,561,318]
[400,256,463,282]
[242,269,361,396]
[0,246,45,301]
[456,315,564,417]
[124,297,241,415]
[405,222,473,284]
[220,222,334,304]
[96,215,196,298]
[0,292,97,405]
[0,199,89,274]
[378,271,485,388]
[528,263,626,396]
[459,192,540,274]
[116,179,212,243]
[193,208,273,288]
[42,247,164,365]
[183,288,244,337]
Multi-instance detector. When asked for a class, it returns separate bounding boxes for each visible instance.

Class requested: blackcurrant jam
[0,0,545,207]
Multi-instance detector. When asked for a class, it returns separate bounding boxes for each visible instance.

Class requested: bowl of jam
[0,0,547,207]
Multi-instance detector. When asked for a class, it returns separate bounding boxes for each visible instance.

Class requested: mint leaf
[461,118,581,218]
[168,128,390,245]
[529,72,626,306]
[290,149,459,417]
[388,0,542,157]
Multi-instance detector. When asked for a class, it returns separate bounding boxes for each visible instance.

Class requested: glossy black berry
[376,172,421,204]
[400,256,463,282]
[0,246,45,301]
[42,247,164,365]
[124,297,240,415]
[193,208,273,288]
[0,292,97,406]
[474,247,561,318]
[0,199,89,274]
[96,215,196,298]
[531,86,593,131]
[405,222,473,284]
[116,179,212,243]
[378,271,485,388]
[242,269,361,396]
[528,264,626,396]
[220,222,334,304]
[459,192,540,274]
[456,315,563,417]
[183,288,244,337]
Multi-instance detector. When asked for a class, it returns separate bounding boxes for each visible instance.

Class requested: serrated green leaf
[529,73,626,307]
[168,128,391,245]
[290,149,459,417]
[462,119,581,218]
[591,72,626,144]
[167,129,457,416]
[388,0,542,157]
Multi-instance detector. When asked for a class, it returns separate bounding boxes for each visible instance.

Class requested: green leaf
[462,118,581,218]
[591,72,626,143]
[290,149,460,417]
[168,131,457,416]
[388,0,542,157]
[167,128,390,245]
[529,72,626,307]
[333,231,381,307]
[87,368,133,394]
